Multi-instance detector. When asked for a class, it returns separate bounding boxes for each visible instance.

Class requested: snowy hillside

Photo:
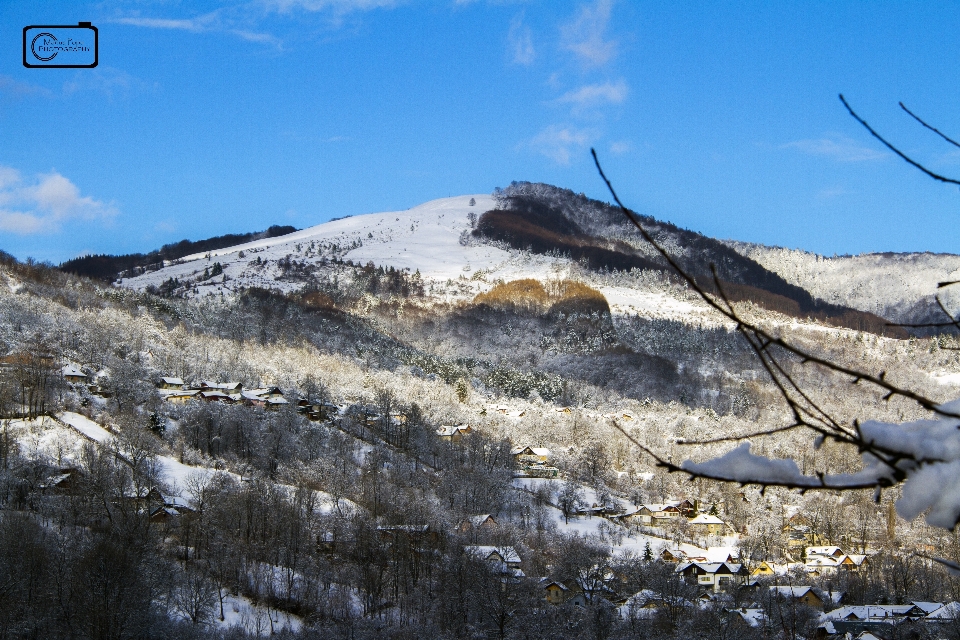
[726,241,960,323]
[122,194,720,325]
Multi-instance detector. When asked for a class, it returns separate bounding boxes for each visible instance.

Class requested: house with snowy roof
[246,386,283,399]
[200,381,243,393]
[660,548,687,563]
[511,446,552,464]
[675,561,747,592]
[437,424,473,443]
[704,547,740,563]
[727,607,766,628]
[265,396,289,410]
[927,601,960,622]
[465,545,521,568]
[540,579,569,605]
[688,513,733,536]
[62,364,87,384]
[770,585,823,609]
[165,390,199,404]
[158,376,184,390]
[804,552,868,575]
[199,390,233,403]
[456,514,497,534]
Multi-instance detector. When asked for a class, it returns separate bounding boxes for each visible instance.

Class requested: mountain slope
[725,241,960,329]
[478,183,902,336]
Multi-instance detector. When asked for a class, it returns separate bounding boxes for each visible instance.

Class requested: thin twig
[900,102,960,150]
[839,94,960,186]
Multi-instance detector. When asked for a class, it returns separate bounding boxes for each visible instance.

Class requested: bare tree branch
[839,94,960,186]
[900,102,960,150]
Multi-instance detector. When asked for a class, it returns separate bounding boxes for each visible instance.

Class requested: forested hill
[478,182,903,337]
[58,224,298,282]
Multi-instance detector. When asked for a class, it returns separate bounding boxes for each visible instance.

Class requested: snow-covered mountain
[122,185,935,337]
[121,194,722,325]
[725,241,960,326]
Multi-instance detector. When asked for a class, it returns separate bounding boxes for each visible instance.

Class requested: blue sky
[3,1,960,263]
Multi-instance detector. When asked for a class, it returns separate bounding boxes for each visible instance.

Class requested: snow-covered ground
[511,478,735,559]
[25,412,355,515]
[207,592,302,636]
[600,285,718,326]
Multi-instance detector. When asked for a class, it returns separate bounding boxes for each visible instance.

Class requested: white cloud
[113,17,208,31]
[231,29,283,46]
[261,0,399,13]
[817,186,854,200]
[0,212,45,235]
[525,125,595,165]
[557,80,627,110]
[781,136,888,162]
[560,0,617,68]
[0,75,54,99]
[112,10,276,45]
[609,140,631,154]
[62,67,151,98]
[0,167,116,236]
[508,14,535,66]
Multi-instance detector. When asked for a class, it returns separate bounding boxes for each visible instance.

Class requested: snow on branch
[679,442,894,490]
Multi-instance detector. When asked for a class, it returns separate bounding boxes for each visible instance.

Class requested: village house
[750,561,802,577]
[456,514,498,534]
[265,396,289,410]
[464,545,521,569]
[524,464,560,478]
[660,548,687,563]
[687,513,733,536]
[511,446,552,465]
[819,602,935,636]
[247,386,283,399]
[727,607,766,628]
[165,390,199,404]
[675,561,748,593]
[540,579,569,605]
[802,547,869,575]
[782,513,828,548]
[770,585,824,609]
[625,503,682,526]
[157,377,184,390]
[200,381,243,393]
[675,499,697,517]
[620,589,694,619]
[62,365,87,384]
[437,424,473,443]
[199,390,233,403]
[39,467,83,495]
